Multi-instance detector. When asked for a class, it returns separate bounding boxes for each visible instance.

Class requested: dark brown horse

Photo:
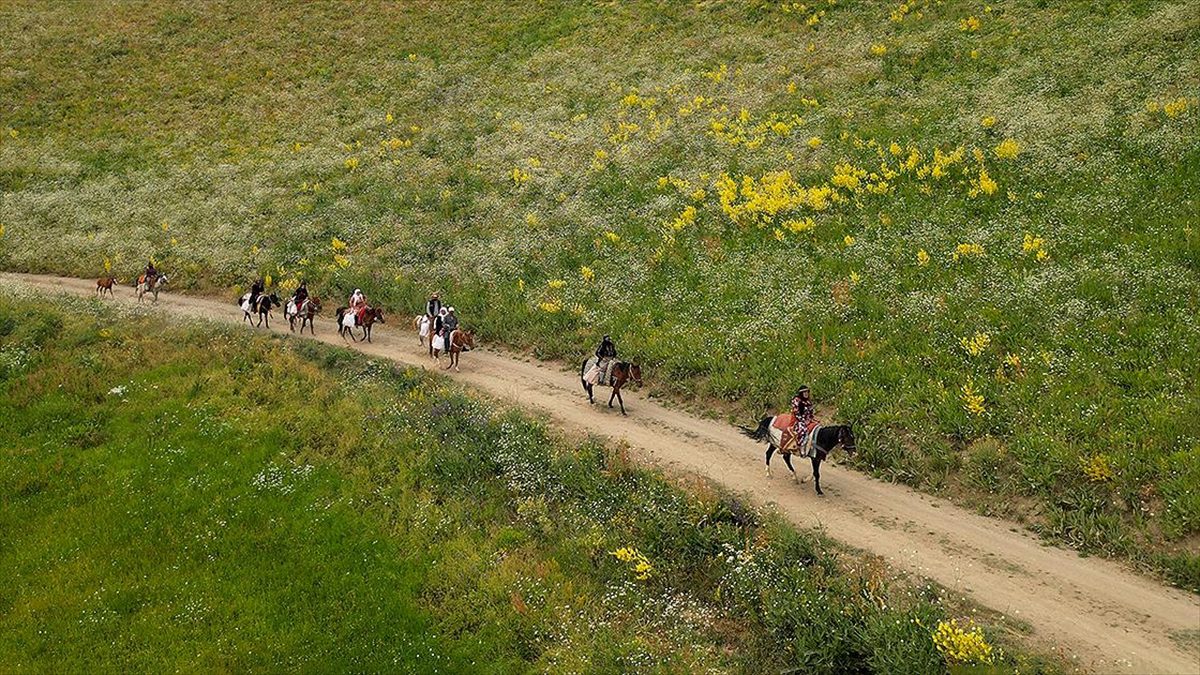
[287,297,322,335]
[335,306,385,342]
[444,328,475,371]
[741,418,857,496]
[95,275,116,298]
[580,358,643,415]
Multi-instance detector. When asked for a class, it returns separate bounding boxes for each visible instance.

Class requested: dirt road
[4,273,1197,674]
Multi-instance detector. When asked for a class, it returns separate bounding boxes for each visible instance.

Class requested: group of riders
[145,262,821,445]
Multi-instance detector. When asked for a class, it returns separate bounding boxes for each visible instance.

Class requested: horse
[95,275,116,298]
[580,357,643,416]
[242,292,281,328]
[741,417,857,496]
[443,328,475,371]
[414,314,431,346]
[136,274,168,303]
[286,297,322,334]
[335,305,384,342]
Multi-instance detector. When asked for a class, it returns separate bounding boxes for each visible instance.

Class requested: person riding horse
[141,260,158,285]
[349,288,367,322]
[789,385,816,449]
[442,306,459,348]
[426,293,442,320]
[249,278,265,307]
[292,280,309,308]
[596,335,617,385]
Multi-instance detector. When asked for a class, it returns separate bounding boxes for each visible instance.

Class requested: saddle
[774,414,819,456]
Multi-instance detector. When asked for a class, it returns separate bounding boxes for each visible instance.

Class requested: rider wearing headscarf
[249,278,265,304]
[442,307,459,349]
[349,288,367,321]
[292,280,308,309]
[143,260,158,284]
[595,335,617,384]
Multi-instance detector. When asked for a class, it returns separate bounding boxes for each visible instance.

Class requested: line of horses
[95,274,857,496]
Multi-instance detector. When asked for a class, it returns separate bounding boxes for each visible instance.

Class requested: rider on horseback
[443,307,459,350]
[292,280,308,309]
[426,293,442,319]
[596,335,617,385]
[791,386,816,452]
[249,278,265,307]
[142,260,158,285]
[349,288,367,322]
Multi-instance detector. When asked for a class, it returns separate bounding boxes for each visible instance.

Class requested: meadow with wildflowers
[1,1,1197,586]
[0,294,1062,672]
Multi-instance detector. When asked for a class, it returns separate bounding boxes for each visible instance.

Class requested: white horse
[136,274,168,303]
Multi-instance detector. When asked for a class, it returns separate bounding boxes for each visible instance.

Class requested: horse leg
[811,457,823,495]
[616,387,626,416]
[765,445,775,477]
[783,453,799,483]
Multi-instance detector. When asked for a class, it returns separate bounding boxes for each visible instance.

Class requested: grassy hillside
[0,291,1057,672]
[1,1,1197,582]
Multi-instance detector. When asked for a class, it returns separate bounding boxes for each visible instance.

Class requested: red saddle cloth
[355,306,367,322]
[773,414,816,453]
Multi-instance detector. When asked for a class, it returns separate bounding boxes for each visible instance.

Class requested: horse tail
[740,416,773,441]
[580,358,589,381]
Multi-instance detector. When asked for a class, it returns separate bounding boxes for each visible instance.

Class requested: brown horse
[95,276,116,298]
[335,306,385,342]
[287,297,322,335]
[580,358,643,415]
[444,328,475,371]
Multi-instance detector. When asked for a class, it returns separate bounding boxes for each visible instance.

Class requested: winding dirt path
[4,273,1198,674]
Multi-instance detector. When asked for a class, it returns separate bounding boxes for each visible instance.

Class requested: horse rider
[426,292,442,320]
[442,306,459,350]
[141,260,158,285]
[790,385,816,452]
[292,280,309,310]
[349,288,367,322]
[430,307,447,355]
[249,277,265,307]
[595,335,617,385]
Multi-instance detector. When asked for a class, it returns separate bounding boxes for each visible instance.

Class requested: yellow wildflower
[959,16,981,31]
[916,249,930,266]
[511,167,531,186]
[386,112,394,124]
[603,231,621,244]
[959,331,991,357]
[952,243,984,261]
[547,279,566,290]
[580,265,595,282]
[932,619,994,665]
[331,237,347,252]
[843,234,855,247]
[994,138,1021,160]
[344,157,359,171]
[960,383,986,416]
[1082,454,1115,482]
[808,136,823,149]
[870,43,888,57]
[981,116,996,128]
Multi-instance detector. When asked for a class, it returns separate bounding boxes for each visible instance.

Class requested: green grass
[0,292,1064,672]
[0,0,1197,586]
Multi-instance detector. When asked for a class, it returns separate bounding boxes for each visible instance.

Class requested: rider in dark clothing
[426,293,442,319]
[143,260,158,283]
[249,278,265,307]
[442,307,459,349]
[596,335,617,384]
[790,386,815,452]
[292,281,308,307]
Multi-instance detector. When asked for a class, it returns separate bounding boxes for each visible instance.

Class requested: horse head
[462,330,476,349]
[627,363,643,386]
[838,424,857,456]
[370,307,385,323]
[309,297,322,313]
